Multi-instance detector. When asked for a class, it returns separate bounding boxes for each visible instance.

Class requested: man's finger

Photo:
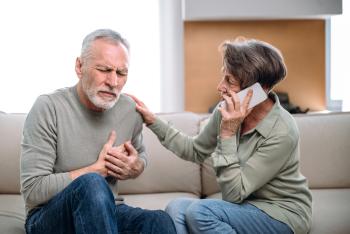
[108,145,127,155]
[124,141,138,156]
[106,130,117,148]
[106,152,128,165]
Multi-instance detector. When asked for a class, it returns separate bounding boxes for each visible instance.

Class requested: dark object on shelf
[208,91,309,114]
[276,91,309,114]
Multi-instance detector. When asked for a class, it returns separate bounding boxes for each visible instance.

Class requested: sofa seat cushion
[0,195,25,234]
[122,192,199,210]
[310,188,350,234]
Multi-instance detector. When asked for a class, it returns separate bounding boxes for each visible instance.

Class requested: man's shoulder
[44,87,72,99]
[118,94,136,107]
[115,94,138,114]
[30,87,74,114]
[115,94,143,123]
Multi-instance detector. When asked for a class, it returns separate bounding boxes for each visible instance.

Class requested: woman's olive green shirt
[148,93,312,234]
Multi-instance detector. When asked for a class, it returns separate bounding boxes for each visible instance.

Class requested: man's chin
[90,96,119,110]
[97,101,117,110]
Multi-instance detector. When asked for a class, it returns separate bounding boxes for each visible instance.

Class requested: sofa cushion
[295,112,350,188]
[0,113,26,194]
[309,189,350,234]
[119,112,202,196]
[0,194,25,234]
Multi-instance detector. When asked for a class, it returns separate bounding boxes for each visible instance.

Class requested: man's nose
[106,73,118,87]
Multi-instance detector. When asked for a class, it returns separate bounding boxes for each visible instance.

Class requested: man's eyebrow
[95,64,113,69]
[117,67,128,71]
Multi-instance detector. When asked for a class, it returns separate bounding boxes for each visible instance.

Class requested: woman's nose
[217,79,225,92]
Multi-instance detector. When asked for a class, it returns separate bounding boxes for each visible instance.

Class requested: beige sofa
[1,111,350,234]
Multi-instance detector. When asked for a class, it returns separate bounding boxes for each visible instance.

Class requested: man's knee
[147,210,176,233]
[151,210,174,224]
[72,173,114,206]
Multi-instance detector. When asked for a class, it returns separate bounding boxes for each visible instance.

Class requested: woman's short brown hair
[220,38,287,90]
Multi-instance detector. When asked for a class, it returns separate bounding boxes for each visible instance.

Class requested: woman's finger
[229,90,241,112]
[222,94,234,112]
[124,93,145,107]
[241,89,253,113]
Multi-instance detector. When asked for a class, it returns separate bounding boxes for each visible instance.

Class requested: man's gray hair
[80,29,129,61]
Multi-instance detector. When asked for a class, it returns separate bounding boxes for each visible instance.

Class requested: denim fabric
[25,173,176,234]
[165,198,293,234]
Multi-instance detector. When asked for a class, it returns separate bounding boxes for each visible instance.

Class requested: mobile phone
[221,82,268,109]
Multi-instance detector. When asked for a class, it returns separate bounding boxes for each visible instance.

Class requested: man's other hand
[105,141,144,180]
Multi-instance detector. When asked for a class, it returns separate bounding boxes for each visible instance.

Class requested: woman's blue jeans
[25,173,176,234]
[165,198,293,234]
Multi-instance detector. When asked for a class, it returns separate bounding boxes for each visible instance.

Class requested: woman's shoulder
[274,107,299,141]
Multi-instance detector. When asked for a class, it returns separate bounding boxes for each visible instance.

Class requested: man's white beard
[87,90,119,110]
[82,79,119,110]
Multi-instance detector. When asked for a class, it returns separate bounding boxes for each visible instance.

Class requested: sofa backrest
[295,111,350,189]
[0,113,26,194]
[2,111,349,196]
[201,111,350,197]
[118,112,203,196]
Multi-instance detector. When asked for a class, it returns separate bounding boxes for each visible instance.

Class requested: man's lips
[98,91,117,99]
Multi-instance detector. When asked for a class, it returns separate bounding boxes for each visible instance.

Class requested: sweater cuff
[147,117,168,140]
[138,152,148,168]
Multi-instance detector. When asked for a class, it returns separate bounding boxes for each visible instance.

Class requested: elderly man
[20,29,176,234]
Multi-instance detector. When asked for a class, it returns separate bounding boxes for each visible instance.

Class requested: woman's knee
[166,198,196,218]
[184,199,225,226]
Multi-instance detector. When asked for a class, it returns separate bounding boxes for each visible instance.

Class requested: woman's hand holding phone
[218,82,267,138]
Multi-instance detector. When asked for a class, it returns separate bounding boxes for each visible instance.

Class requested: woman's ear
[75,57,83,80]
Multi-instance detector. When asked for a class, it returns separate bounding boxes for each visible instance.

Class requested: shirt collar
[252,91,281,138]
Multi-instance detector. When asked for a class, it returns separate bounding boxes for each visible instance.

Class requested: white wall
[159,0,184,112]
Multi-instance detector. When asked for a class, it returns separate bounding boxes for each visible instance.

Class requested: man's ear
[75,57,83,80]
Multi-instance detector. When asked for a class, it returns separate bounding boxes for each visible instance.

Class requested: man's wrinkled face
[76,39,129,111]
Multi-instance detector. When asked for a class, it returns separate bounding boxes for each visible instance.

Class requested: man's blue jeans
[165,198,293,234]
[25,173,176,234]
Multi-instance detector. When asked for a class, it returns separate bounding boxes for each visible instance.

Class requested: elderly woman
[129,38,312,234]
